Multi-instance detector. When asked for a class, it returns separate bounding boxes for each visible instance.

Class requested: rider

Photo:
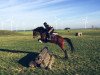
[43,22,54,40]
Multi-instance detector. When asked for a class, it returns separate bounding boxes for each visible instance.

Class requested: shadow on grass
[0,48,39,67]
[0,48,66,67]
[18,52,39,67]
[0,48,33,53]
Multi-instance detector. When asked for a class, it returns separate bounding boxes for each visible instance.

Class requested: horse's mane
[33,26,46,33]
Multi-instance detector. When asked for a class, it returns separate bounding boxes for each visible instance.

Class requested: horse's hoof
[71,50,75,53]
[64,57,68,60]
[38,40,43,43]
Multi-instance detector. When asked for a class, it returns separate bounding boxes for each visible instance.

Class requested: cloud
[0,0,100,30]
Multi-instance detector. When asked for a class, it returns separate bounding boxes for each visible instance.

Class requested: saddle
[48,33,58,40]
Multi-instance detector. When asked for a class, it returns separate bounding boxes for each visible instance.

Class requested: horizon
[0,0,100,30]
[0,27,100,31]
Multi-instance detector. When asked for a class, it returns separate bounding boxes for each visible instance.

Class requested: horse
[32,26,75,59]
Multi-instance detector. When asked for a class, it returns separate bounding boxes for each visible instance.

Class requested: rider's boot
[48,34,51,40]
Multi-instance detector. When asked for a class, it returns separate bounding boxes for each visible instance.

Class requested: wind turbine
[0,19,5,30]
[84,17,88,29]
[22,22,26,32]
[82,17,88,29]
[10,16,14,31]
[5,17,13,31]
[0,17,14,30]
[1,22,4,30]
[1,19,10,30]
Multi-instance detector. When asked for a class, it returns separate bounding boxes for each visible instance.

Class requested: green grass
[0,29,100,75]
[0,30,23,36]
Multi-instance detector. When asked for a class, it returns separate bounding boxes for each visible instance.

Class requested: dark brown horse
[33,27,75,59]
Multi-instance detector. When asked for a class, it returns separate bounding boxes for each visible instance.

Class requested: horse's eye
[38,58,39,60]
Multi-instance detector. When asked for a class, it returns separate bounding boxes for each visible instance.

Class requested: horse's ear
[32,29,35,31]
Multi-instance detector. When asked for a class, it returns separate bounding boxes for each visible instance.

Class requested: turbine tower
[22,22,26,32]
[1,22,4,30]
[82,17,88,29]
[84,17,88,29]
[10,16,13,31]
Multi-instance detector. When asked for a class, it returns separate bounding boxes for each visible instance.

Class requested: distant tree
[64,27,70,30]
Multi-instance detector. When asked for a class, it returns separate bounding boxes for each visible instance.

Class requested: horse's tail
[64,38,75,52]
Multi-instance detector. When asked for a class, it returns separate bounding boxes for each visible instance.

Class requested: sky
[0,0,100,30]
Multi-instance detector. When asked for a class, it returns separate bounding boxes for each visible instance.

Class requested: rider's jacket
[45,25,54,33]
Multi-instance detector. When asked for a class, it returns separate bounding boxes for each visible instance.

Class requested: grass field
[0,29,100,75]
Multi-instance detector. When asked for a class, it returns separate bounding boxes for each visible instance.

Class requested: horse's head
[32,30,38,38]
[32,26,46,38]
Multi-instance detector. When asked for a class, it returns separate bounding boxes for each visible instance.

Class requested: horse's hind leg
[62,48,68,59]
[64,50,68,59]
[59,42,68,59]
[64,38,75,52]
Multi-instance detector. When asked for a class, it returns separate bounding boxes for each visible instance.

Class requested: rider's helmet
[43,22,49,27]
[43,22,47,25]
